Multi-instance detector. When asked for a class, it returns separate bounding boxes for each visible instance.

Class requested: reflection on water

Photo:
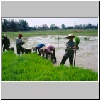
[9,35,98,72]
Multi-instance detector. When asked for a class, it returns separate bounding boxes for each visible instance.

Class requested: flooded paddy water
[9,35,98,72]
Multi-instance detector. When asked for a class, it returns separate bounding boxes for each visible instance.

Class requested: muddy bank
[9,35,98,72]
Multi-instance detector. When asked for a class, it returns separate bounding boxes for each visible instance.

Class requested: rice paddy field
[2,29,98,81]
[2,51,98,81]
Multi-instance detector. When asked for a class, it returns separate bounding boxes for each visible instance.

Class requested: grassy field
[2,51,98,81]
[2,29,98,38]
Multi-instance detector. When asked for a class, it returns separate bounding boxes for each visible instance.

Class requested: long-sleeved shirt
[36,44,45,49]
[2,37,10,47]
[45,44,55,53]
[66,40,75,50]
[16,38,22,45]
[16,38,24,48]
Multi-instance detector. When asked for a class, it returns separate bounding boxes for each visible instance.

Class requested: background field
[2,29,98,37]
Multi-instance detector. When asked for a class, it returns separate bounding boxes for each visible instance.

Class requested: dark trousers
[60,50,74,66]
[3,46,10,52]
[16,46,25,54]
[36,47,41,56]
[46,49,56,62]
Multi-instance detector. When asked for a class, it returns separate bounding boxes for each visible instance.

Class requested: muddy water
[9,35,98,72]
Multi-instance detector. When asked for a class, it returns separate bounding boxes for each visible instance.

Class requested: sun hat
[65,34,75,39]
[19,34,23,37]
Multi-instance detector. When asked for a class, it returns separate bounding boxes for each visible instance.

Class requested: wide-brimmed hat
[19,34,23,37]
[65,34,75,39]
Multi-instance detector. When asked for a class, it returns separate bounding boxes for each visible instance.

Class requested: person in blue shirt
[60,34,78,67]
[33,43,45,55]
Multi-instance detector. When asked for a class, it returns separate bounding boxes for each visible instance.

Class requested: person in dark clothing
[60,34,78,67]
[16,34,25,54]
[2,34,10,52]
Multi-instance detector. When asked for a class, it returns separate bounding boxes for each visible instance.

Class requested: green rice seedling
[2,51,98,81]
[75,36,80,46]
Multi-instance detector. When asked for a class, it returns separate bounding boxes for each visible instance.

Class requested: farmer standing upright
[2,34,10,52]
[60,34,79,67]
[16,34,25,54]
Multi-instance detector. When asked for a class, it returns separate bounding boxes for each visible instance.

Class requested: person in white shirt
[16,34,25,54]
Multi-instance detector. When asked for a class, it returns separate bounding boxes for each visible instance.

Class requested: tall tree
[50,24,55,30]
[19,20,29,31]
[42,24,49,30]
[10,19,15,31]
[61,24,65,29]
[2,19,8,32]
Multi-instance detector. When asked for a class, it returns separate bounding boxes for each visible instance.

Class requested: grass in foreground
[2,51,98,81]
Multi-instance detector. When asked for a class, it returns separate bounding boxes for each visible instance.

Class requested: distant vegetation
[2,51,98,81]
[2,19,98,32]
[2,29,98,38]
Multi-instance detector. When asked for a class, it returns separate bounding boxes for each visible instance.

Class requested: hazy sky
[2,18,98,27]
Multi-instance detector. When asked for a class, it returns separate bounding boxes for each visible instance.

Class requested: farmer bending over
[60,34,79,67]
[16,34,25,54]
[33,43,45,55]
[40,44,56,63]
[2,34,10,52]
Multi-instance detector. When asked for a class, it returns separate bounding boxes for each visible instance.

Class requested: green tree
[19,20,29,31]
[42,24,49,30]
[61,24,65,29]
[50,24,55,30]
[2,19,8,32]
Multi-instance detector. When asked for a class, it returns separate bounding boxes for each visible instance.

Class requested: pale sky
[2,18,98,27]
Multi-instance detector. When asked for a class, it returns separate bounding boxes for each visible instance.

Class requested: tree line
[2,19,98,32]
